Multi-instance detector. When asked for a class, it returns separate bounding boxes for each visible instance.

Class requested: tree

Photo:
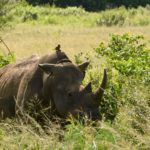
[81,0,107,11]
[107,0,150,8]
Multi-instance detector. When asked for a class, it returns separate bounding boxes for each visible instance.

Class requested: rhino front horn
[94,69,107,106]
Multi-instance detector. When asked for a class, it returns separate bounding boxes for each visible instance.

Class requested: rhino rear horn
[38,63,59,74]
[83,82,92,93]
[78,61,90,73]
[94,69,107,106]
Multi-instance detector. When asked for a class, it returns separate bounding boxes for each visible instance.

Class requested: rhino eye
[68,92,73,97]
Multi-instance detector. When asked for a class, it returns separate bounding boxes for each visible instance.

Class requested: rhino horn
[94,69,107,106]
[83,82,92,93]
[78,61,90,73]
[38,63,60,74]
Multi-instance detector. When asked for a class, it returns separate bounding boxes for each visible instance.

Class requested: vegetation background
[0,0,150,149]
[26,0,150,11]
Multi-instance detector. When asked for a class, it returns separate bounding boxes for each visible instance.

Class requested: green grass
[0,119,120,150]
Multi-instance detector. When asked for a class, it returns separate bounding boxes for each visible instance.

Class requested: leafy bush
[94,33,150,120]
[0,52,15,67]
[95,33,150,82]
[97,8,127,26]
[97,6,150,26]
[22,9,38,22]
[39,6,86,17]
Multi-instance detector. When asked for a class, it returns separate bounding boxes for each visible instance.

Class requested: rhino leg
[0,96,16,119]
[16,83,33,113]
[15,74,42,114]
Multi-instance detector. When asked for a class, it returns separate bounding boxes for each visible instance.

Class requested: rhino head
[38,60,106,121]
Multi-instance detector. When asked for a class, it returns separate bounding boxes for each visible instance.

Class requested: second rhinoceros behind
[0,45,107,120]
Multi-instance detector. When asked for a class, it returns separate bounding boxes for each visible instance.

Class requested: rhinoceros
[0,45,107,120]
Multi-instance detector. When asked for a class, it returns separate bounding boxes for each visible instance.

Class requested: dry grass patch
[1,24,150,59]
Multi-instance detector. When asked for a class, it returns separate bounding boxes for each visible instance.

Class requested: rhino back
[0,54,40,98]
[0,50,69,100]
[38,50,69,64]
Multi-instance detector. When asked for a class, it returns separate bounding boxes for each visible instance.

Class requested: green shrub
[97,8,127,26]
[22,11,38,22]
[95,33,150,82]
[97,6,150,26]
[21,7,38,22]
[138,17,150,25]
[94,33,150,120]
[0,52,15,67]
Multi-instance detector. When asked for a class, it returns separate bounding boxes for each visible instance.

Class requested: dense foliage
[25,0,150,11]
[75,33,150,120]
[95,33,150,82]
[97,6,150,26]
[95,33,150,120]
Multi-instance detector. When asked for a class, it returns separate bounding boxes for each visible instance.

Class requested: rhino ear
[78,61,90,73]
[38,63,57,74]
[55,44,61,51]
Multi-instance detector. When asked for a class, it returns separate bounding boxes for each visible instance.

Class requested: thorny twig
[0,39,13,57]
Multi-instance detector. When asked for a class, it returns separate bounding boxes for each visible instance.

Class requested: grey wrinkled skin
[0,48,107,120]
